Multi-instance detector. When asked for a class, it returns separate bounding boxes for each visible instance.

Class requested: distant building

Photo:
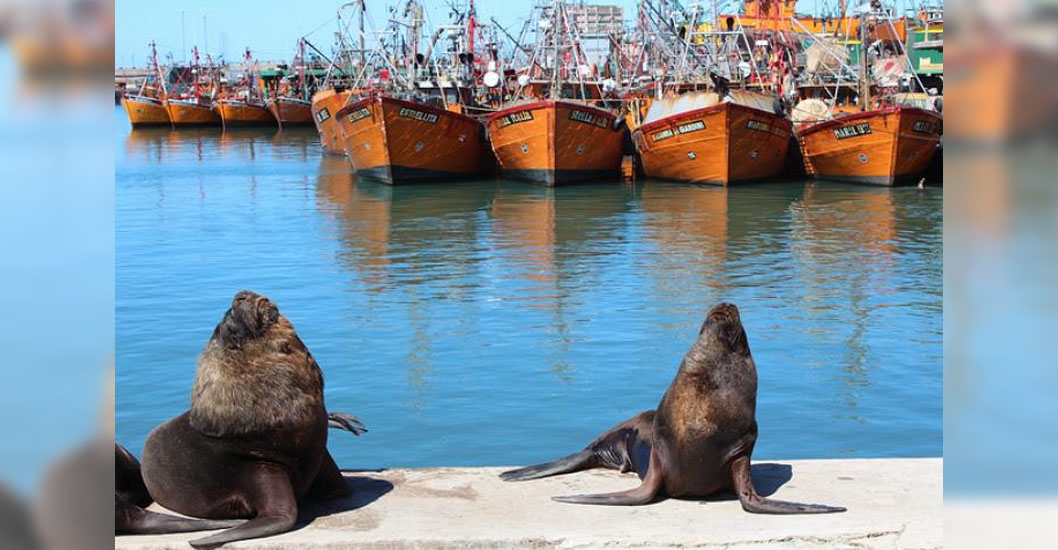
[542,3,624,70]
[568,4,623,37]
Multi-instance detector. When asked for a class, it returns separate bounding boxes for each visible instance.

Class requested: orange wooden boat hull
[165,99,220,125]
[269,97,314,125]
[123,95,170,126]
[633,102,791,185]
[797,107,942,186]
[335,96,490,184]
[312,89,353,155]
[486,101,624,186]
[215,99,276,126]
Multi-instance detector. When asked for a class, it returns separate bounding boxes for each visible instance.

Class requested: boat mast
[150,40,167,98]
[192,46,200,98]
[550,0,561,100]
[858,6,869,111]
[359,0,366,69]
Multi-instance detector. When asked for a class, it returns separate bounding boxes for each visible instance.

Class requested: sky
[114,0,906,67]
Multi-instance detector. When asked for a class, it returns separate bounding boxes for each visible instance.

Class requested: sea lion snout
[700,303,747,352]
[708,303,740,323]
[217,291,280,347]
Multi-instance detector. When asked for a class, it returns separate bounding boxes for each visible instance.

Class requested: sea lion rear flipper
[116,495,245,534]
[499,449,595,482]
[551,447,664,506]
[328,411,367,436]
[188,465,298,549]
[730,456,846,514]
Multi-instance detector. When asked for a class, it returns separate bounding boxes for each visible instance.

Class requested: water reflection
[315,158,497,407]
[117,109,943,465]
[488,182,636,380]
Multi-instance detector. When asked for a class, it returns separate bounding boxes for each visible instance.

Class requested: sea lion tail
[731,456,846,514]
[328,412,367,436]
[499,450,595,482]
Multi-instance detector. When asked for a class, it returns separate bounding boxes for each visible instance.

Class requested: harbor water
[115,109,941,469]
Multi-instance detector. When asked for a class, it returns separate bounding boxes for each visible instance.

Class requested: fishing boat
[335,94,489,184]
[264,40,319,126]
[124,94,170,127]
[215,48,276,127]
[312,88,353,154]
[632,91,791,185]
[486,1,624,185]
[793,1,942,185]
[215,96,275,126]
[797,106,941,185]
[123,41,170,127]
[269,97,314,126]
[487,99,624,185]
[167,96,220,125]
[165,47,220,126]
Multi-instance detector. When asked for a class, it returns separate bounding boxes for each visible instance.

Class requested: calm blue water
[115,108,941,469]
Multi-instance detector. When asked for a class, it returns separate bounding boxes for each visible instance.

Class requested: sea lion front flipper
[730,456,846,514]
[307,451,353,500]
[116,495,245,534]
[188,464,298,549]
[551,446,664,506]
[327,411,367,436]
[500,449,596,482]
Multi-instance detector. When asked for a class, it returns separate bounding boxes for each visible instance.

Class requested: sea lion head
[697,302,750,356]
[191,291,323,437]
[212,290,281,349]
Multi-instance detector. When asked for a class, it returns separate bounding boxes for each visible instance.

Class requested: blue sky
[115,0,869,67]
[114,0,636,66]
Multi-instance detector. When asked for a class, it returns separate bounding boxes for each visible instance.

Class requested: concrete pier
[116,458,941,550]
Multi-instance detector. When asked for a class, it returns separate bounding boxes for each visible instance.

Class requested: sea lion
[501,303,845,513]
[140,290,366,548]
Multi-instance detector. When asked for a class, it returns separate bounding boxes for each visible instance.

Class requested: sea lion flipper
[551,447,664,506]
[308,451,353,499]
[500,450,595,482]
[730,456,846,514]
[327,411,368,436]
[187,465,298,549]
[117,497,246,534]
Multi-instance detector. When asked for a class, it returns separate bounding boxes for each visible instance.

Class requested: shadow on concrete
[295,474,394,528]
[690,462,793,504]
[750,463,793,497]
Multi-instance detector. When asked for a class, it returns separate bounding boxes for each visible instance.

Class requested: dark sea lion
[140,291,366,548]
[502,303,845,513]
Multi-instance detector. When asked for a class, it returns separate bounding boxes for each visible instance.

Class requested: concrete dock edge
[116,458,941,550]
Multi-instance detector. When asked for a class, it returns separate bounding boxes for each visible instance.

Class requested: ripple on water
[116,110,942,467]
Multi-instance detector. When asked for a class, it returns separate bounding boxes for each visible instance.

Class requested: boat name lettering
[569,110,608,128]
[399,107,439,124]
[346,108,371,123]
[495,111,534,128]
[315,108,330,123]
[912,120,938,135]
[651,129,675,142]
[677,121,706,134]
[746,120,771,132]
[833,122,872,140]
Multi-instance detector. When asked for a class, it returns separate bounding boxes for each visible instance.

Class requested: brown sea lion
[501,303,845,513]
[140,290,366,548]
